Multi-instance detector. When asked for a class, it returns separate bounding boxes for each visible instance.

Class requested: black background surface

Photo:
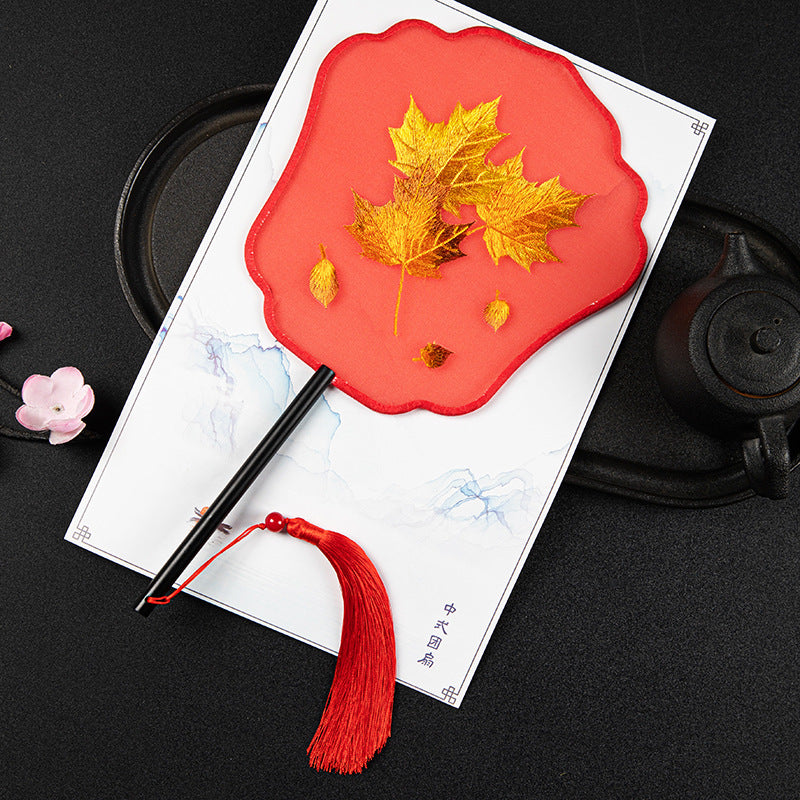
[3,2,799,798]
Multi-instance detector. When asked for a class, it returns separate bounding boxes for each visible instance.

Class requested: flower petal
[70,385,95,419]
[0,322,12,341]
[16,404,52,431]
[49,422,85,445]
[51,366,86,397]
[48,417,84,433]
[20,374,55,407]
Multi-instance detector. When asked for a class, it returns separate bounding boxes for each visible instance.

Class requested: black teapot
[655,232,800,498]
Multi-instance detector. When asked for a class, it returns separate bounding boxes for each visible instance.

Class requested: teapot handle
[742,416,791,499]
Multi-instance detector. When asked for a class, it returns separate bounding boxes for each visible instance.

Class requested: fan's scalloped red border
[244,19,649,416]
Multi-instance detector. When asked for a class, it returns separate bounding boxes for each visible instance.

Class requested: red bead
[265,512,286,532]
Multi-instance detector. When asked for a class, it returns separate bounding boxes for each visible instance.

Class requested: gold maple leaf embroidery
[476,152,589,270]
[347,172,470,335]
[389,96,508,213]
[309,244,339,307]
[415,342,453,368]
[483,290,510,332]
[338,97,589,346]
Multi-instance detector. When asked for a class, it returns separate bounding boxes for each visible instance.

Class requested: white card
[66,0,713,706]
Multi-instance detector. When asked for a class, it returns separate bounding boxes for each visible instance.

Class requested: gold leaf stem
[393,263,406,337]
[464,224,486,237]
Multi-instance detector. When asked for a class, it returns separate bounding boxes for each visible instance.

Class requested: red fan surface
[246,20,647,415]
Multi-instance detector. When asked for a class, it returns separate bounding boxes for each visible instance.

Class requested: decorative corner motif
[691,120,709,136]
[441,685,459,705]
[71,524,91,543]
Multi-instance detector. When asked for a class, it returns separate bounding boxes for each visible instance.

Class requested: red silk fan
[246,20,647,414]
[135,20,647,774]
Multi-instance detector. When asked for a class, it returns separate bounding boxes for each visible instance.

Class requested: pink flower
[16,367,95,444]
[0,322,12,341]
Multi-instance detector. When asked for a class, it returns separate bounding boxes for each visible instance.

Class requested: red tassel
[147,511,396,774]
[281,515,396,774]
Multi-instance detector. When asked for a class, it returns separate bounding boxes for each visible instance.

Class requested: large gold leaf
[389,96,508,213]
[347,172,470,334]
[347,173,469,277]
[476,152,589,270]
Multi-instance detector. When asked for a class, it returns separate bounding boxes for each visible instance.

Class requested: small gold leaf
[415,342,453,368]
[484,290,510,331]
[309,244,338,307]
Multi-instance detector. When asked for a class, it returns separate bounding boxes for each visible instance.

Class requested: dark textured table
[4,2,799,797]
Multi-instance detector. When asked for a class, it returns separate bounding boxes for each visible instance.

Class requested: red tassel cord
[146,520,268,604]
[146,511,396,775]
